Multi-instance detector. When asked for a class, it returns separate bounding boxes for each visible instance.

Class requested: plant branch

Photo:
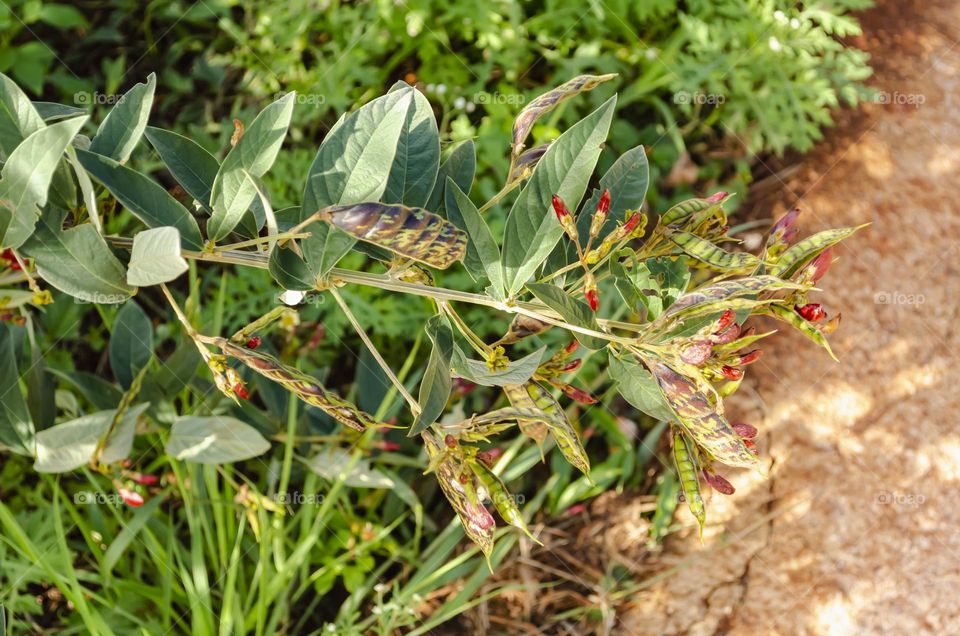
[328,286,421,417]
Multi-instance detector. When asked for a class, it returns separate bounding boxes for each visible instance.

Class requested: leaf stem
[328,286,421,417]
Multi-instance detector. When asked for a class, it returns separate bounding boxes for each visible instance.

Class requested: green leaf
[501,96,616,296]
[410,314,454,436]
[525,282,606,350]
[301,222,356,281]
[126,226,189,286]
[109,300,153,389]
[268,243,315,291]
[165,416,271,464]
[88,73,155,163]
[0,72,44,155]
[303,448,395,488]
[102,495,164,573]
[207,93,295,241]
[384,82,440,207]
[0,324,34,455]
[302,88,413,213]
[48,369,123,410]
[607,353,675,422]
[38,4,89,29]
[76,148,203,249]
[574,145,649,241]
[451,345,544,387]
[426,139,475,214]
[0,115,87,248]
[33,405,147,473]
[21,212,134,303]
[33,102,86,122]
[445,178,502,294]
[144,126,219,211]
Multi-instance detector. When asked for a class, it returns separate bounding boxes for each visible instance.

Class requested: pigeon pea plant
[0,71,862,555]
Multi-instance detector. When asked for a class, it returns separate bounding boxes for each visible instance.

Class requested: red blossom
[795,303,826,322]
[720,365,743,381]
[118,488,144,507]
[562,384,598,404]
[233,383,249,400]
[552,194,570,221]
[622,212,642,234]
[444,434,458,449]
[714,309,736,333]
[245,336,262,349]
[562,359,582,372]
[703,471,736,495]
[732,422,758,439]
[739,349,763,366]
[564,341,580,355]
[706,191,728,204]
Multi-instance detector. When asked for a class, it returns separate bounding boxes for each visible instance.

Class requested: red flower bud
[444,434,457,449]
[234,383,249,400]
[453,378,477,395]
[584,273,599,312]
[562,384,598,404]
[711,323,741,345]
[562,359,582,372]
[732,422,758,439]
[597,189,611,215]
[622,212,642,234]
[714,309,736,333]
[739,349,762,366]
[770,208,800,241]
[552,194,570,221]
[564,341,580,355]
[720,365,743,381]
[795,303,826,322]
[379,440,401,452]
[706,191,728,204]
[806,248,834,283]
[743,438,759,456]
[565,503,587,516]
[245,336,261,349]
[703,471,736,495]
[118,488,144,507]
[134,473,160,486]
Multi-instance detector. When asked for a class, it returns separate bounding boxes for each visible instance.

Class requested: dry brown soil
[617,1,960,634]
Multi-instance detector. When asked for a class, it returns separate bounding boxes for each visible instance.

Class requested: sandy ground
[617,1,960,634]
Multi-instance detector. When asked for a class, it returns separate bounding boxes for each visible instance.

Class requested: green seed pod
[767,224,867,279]
[469,459,540,544]
[673,429,706,540]
[505,382,591,478]
[668,230,760,272]
[659,193,730,226]
[761,305,838,362]
[216,338,384,431]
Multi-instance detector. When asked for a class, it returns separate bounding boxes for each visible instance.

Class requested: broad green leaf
[126,226,188,286]
[165,415,270,464]
[451,345,544,387]
[34,404,147,473]
[0,324,34,455]
[384,81,440,207]
[33,101,86,122]
[300,222,356,280]
[88,73,155,163]
[324,202,466,269]
[0,72,44,155]
[302,88,413,213]
[48,369,123,410]
[303,448,395,488]
[21,212,134,303]
[607,353,675,422]
[268,243,315,291]
[38,4,89,29]
[76,148,203,249]
[446,178,502,294]
[525,282,606,350]
[501,96,616,296]
[144,126,219,211]
[411,314,454,436]
[109,300,153,389]
[0,116,87,248]
[207,93,295,241]
[426,139,475,214]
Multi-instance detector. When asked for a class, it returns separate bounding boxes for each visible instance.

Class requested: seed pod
[496,314,551,346]
[769,224,867,279]
[507,143,550,184]
[659,276,804,322]
[668,230,760,272]
[505,382,590,477]
[647,358,757,468]
[702,470,736,495]
[322,202,467,269]
[216,338,384,430]
[762,305,837,361]
[672,430,706,538]
[469,459,540,543]
[795,303,826,322]
[732,422,758,439]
